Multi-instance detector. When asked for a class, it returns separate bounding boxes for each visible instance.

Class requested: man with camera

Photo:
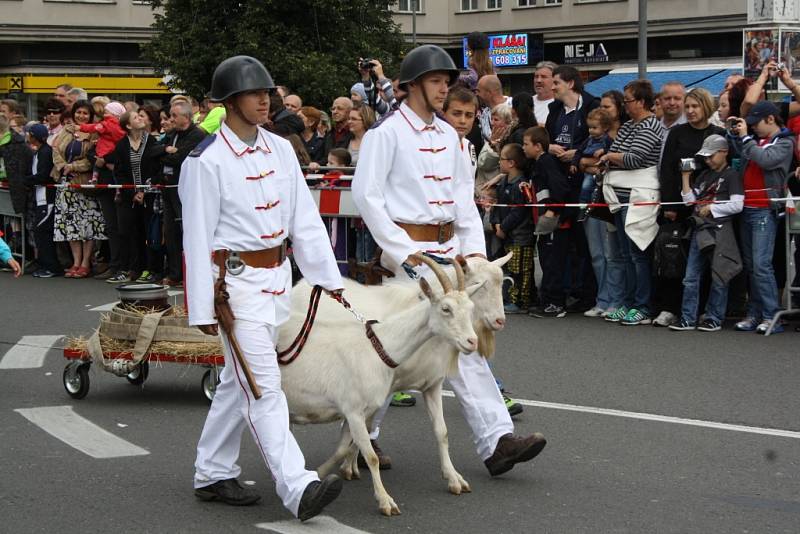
[356,58,397,116]
[727,101,794,334]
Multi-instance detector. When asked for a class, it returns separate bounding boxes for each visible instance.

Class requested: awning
[585,68,740,97]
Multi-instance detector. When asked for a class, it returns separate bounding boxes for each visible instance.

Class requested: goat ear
[419,277,436,301]
[465,280,487,297]
[492,251,513,268]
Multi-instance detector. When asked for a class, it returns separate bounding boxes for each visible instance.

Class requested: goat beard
[444,322,496,376]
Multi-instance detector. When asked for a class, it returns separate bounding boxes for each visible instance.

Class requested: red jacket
[79,117,126,158]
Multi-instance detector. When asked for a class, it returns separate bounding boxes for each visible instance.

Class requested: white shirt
[352,102,485,272]
[533,95,554,126]
[179,122,342,326]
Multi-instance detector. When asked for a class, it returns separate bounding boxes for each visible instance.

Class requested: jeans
[680,233,729,323]
[583,216,622,310]
[609,194,652,314]
[740,208,779,320]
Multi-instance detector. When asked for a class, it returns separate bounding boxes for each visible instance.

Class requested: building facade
[0,0,166,118]
[392,0,750,93]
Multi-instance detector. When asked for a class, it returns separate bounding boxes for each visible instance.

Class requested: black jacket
[545,90,600,157]
[25,143,55,205]
[303,133,327,165]
[1,131,34,214]
[490,173,535,246]
[110,134,160,202]
[532,152,574,222]
[148,124,206,185]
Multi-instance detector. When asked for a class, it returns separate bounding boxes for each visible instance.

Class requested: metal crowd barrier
[0,185,26,273]
[766,206,800,335]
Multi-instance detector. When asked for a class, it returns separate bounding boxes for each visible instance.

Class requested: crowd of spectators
[1,48,799,335]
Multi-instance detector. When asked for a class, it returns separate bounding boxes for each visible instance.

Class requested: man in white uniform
[352,45,546,477]
[181,55,344,521]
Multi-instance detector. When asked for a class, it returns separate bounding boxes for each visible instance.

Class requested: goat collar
[365,320,399,369]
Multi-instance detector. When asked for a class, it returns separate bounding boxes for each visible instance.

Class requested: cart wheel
[126,361,149,385]
[63,362,90,399]
[202,367,220,402]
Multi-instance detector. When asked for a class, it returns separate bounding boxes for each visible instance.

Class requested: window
[544,0,562,4]
[396,0,423,12]
[487,0,503,8]
[461,0,478,11]
[517,0,535,6]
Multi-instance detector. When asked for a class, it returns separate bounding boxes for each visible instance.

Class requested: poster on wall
[779,29,800,78]
[462,33,530,68]
[744,28,779,78]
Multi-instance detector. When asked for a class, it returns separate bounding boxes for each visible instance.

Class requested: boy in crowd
[571,108,613,218]
[523,126,572,318]
[491,143,535,314]
[670,135,744,332]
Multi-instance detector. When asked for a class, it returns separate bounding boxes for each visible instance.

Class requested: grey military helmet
[398,45,459,87]
[209,55,276,102]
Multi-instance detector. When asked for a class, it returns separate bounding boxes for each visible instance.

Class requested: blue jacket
[0,237,12,265]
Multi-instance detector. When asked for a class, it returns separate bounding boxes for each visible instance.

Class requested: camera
[680,158,697,172]
[778,62,787,71]
[359,58,376,70]
[726,117,740,134]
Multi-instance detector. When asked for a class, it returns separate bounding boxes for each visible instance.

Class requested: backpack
[653,222,688,280]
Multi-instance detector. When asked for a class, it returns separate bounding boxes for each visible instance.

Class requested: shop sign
[563,42,609,65]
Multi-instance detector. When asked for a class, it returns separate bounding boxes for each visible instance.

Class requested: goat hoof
[379,498,401,516]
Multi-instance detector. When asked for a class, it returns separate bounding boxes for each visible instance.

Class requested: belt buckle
[278,241,287,264]
[225,252,246,275]
[437,222,449,244]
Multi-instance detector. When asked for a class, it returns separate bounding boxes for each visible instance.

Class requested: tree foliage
[143,0,408,107]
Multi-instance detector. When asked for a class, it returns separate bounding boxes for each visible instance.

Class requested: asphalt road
[1,273,799,533]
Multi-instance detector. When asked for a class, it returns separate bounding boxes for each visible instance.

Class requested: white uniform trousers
[194,319,318,516]
[370,350,514,461]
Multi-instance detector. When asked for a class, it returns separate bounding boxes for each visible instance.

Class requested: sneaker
[697,318,722,332]
[756,320,783,335]
[33,269,59,278]
[565,300,593,314]
[734,317,759,331]
[668,318,696,331]
[195,478,261,506]
[503,303,524,314]
[135,270,157,284]
[604,306,628,323]
[106,272,132,284]
[621,308,652,326]
[531,304,566,318]
[94,269,116,280]
[652,310,676,327]
[583,306,605,318]
[503,392,523,416]
[484,433,547,477]
[297,475,343,522]
[390,391,416,407]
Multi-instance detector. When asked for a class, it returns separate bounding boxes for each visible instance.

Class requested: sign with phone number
[462,33,529,69]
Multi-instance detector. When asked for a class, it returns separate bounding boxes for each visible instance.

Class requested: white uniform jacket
[351,102,485,271]
[180,122,342,326]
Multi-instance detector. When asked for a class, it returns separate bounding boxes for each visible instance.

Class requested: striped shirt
[129,132,148,186]
[609,115,664,170]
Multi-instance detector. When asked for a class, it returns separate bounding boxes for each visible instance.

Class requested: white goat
[292,254,511,497]
[278,255,479,516]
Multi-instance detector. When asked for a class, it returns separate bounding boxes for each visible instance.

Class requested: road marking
[0,335,62,369]
[441,391,800,440]
[14,406,150,458]
[255,516,370,534]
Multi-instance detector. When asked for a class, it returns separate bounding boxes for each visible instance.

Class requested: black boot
[298,474,343,522]
[194,478,261,506]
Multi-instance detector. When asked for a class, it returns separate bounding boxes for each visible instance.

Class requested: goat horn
[450,257,466,291]
[413,253,454,293]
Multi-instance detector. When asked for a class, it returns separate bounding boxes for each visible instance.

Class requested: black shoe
[297,474,343,522]
[194,478,261,506]
[502,391,523,416]
[357,439,392,470]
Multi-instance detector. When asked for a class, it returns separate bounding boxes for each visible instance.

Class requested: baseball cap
[695,134,729,157]
[25,123,49,143]
[745,100,780,125]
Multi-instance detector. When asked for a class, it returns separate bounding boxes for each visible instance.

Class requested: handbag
[584,171,614,223]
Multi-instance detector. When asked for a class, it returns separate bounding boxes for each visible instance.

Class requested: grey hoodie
[729,127,795,210]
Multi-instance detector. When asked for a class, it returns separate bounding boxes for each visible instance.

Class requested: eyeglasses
[622,99,638,104]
